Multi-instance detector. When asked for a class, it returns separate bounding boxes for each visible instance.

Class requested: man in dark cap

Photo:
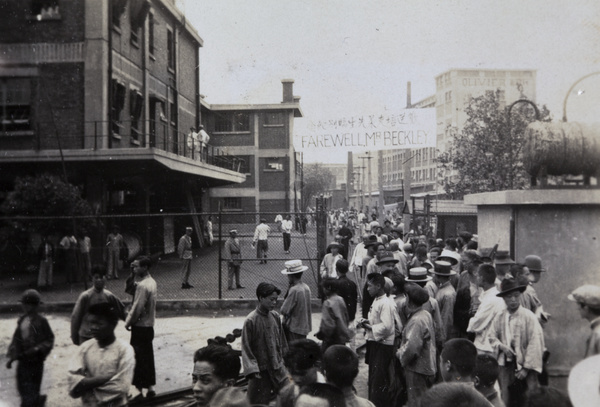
[224,229,244,290]
[7,289,54,407]
[489,276,544,407]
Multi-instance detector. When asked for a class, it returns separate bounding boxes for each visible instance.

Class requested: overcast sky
[179,0,600,163]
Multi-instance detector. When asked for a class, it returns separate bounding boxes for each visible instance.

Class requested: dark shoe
[146,390,156,398]
[236,285,245,289]
[129,393,145,402]
[186,283,194,288]
[182,283,188,289]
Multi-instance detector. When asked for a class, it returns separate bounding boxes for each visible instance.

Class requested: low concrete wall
[466,189,600,376]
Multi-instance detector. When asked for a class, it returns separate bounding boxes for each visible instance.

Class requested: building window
[31,0,60,20]
[129,89,143,141]
[169,101,177,126]
[215,112,251,133]
[112,0,126,28]
[1,78,32,133]
[265,158,284,172]
[131,27,140,47]
[264,112,283,126]
[223,197,242,211]
[148,13,155,56]
[167,29,175,71]
[111,79,126,136]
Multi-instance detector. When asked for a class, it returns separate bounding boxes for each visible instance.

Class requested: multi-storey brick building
[201,79,303,220]
[0,0,245,255]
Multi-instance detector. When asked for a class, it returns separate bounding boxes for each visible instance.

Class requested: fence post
[315,196,328,294]
[218,209,223,299]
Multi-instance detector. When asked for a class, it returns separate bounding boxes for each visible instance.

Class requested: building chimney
[282,79,294,103]
[406,81,412,108]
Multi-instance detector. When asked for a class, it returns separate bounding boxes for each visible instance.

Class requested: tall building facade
[202,80,303,218]
[380,68,537,197]
[0,0,245,254]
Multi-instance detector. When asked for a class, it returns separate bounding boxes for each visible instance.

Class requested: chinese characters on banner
[294,108,436,152]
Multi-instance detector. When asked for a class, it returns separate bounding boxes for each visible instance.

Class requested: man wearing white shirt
[349,235,369,276]
[253,218,271,264]
[467,264,506,355]
[281,215,293,253]
[320,243,343,278]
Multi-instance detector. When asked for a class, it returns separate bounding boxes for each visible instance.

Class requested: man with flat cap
[177,226,194,289]
[224,229,244,290]
[568,284,600,358]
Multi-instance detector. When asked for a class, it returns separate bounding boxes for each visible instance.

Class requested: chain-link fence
[0,210,326,304]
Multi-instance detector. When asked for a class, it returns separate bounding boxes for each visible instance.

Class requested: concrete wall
[467,190,600,375]
[514,205,600,373]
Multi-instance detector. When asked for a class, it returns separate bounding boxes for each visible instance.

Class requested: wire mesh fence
[0,211,325,304]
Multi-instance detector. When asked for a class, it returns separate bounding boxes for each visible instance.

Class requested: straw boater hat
[430,260,456,276]
[229,229,238,235]
[524,255,546,273]
[281,259,309,275]
[437,250,460,266]
[494,251,515,265]
[406,267,432,283]
[327,242,343,251]
[496,276,527,297]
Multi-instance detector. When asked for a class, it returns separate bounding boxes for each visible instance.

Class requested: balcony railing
[1,120,246,174]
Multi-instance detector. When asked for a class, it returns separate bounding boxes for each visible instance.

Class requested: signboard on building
[294,108,436,153]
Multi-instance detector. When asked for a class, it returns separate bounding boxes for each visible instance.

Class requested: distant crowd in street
[6,208,600,407]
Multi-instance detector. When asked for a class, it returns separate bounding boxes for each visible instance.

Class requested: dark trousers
[228,263,241,288]
[256,240,268,260]
[366,341,395,407]
[131,326,156,389]
[498,360,539,407]
[283,233,291,251]
[283,325,306,343]
[247,370,286,406]
[404,369,435,407]
[17,359,44,407]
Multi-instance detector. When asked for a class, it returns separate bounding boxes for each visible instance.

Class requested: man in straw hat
[432,260,457,342]
[280,260,312,342]
[568,284,600,358]
[489,276,544,407]
[402,268,444,350]
[224,229,244,290]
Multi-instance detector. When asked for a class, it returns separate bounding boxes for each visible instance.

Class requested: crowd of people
[5,209,600,407]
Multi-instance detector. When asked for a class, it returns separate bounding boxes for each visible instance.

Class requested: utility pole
[346,151,353,210]
[359,153,373,215]
[378,150,384,221]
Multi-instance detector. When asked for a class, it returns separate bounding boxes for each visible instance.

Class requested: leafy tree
[301,163,336,210]
[437,90,551,198]
[1,173,95,235]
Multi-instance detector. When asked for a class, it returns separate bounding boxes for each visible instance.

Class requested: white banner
[294,108,436,152]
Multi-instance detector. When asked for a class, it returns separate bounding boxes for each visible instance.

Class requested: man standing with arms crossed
[178,226,194,289]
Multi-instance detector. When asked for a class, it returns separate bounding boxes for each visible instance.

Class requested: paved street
[0,311,368,407]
